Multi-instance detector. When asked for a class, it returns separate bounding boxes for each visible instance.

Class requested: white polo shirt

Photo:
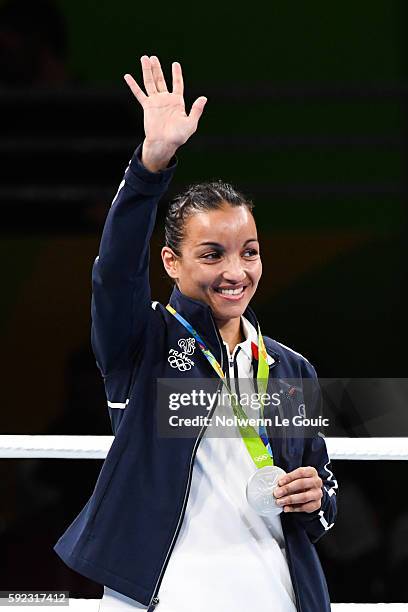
[100,315,296,612]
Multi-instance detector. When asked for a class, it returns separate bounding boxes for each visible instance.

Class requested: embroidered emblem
[178,337,196,355]
[168,337,196,371]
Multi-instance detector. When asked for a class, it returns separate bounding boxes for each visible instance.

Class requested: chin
[212,301,250,320]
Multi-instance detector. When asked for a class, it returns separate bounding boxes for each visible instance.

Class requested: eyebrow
[196,239,258,248]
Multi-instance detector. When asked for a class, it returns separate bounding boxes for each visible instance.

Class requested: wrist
[141,140,177,173]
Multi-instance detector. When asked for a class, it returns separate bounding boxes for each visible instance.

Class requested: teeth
[217,287,244,295]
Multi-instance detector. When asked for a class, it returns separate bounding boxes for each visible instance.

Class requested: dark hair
[164,180,255,287]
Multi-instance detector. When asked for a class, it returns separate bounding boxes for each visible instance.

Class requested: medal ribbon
[166,304,274,469]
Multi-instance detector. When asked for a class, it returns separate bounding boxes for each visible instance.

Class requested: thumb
[188,96,207,125]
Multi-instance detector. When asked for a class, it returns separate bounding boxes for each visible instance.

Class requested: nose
[221,255,247,283]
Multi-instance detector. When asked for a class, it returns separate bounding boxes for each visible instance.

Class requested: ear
[161,246,180,283]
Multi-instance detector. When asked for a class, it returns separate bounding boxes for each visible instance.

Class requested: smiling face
[161,202,262,323]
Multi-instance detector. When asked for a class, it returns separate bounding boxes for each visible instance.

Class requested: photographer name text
[168,414,329,428]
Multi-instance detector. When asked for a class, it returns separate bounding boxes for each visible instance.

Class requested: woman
[54,56,338,612]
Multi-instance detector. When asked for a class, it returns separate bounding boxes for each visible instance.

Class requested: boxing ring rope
[1,435,408,460]
[2,435,408,611]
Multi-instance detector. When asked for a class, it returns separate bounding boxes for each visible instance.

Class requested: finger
[274,475,322,498]
[277,466,318,486]
[140,55,157,95]
[188,96,207,125]
[123,74,147,106]
[172,61,184,95]
[150,55,168,93]
[276,488,322,508]
[283,499,322,513]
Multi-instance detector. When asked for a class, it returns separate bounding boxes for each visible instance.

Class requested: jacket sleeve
[91,143,177,378]
[292,363,339,544]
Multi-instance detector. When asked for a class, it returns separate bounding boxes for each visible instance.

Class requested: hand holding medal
[272,466,324,513]
[246,465,287,516]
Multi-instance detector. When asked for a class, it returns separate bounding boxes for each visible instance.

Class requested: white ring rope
[0,435,407,460]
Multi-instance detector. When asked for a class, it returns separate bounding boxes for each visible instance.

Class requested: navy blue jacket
[53,143,338,612]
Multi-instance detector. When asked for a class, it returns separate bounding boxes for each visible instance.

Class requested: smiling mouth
[213,286,248,298]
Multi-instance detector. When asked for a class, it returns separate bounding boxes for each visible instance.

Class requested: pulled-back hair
[164,180,255,259]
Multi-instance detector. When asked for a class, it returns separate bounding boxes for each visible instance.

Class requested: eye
[243,248,259,257]
[201,252,221,260]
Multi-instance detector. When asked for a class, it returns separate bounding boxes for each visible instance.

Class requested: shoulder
[263,335,317,378]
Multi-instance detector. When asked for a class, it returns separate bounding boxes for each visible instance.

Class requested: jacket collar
[168,284,277,367]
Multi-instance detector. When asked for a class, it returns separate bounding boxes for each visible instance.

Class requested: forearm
[97,143,177,280]
[91,143,177,376]
[292,435,338,543]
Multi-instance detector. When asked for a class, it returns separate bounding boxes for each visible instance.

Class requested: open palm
[124,56,207,151]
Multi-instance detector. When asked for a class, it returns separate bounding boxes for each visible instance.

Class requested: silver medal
[246,465,287,516]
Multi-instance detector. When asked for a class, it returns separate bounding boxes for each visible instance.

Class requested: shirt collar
[239,315,275,366]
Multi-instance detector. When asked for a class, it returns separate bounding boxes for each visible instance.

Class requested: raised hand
[124,56,207,172]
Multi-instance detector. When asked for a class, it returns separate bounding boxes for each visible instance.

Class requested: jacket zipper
[232,348,242,399]
[224,340,240,395]
[146,314,224,611]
